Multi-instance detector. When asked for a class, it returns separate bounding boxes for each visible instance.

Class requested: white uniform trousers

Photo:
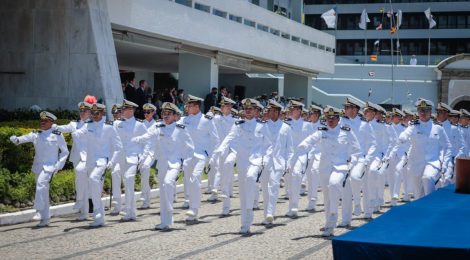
[423,164,441,196]
[261,165,283,217]
[220,152,236,210]
[34,170,54,220]
[122,162,138,218]
[158,165,179,227]
[287,155,308,212]
[237,160,259,230]
[393,155,408,199]
[139,157,154,207]
[323,169,352,228]
[441,162,455,187]
[88,164,107,222]
[183,156,206,214]
[207,157,221,193]
[306,159,320,209]
[365,158,382,214]
[74,161,89,215]
[350,161,366,211]
[111,163,124,211]
[385,156,400,200]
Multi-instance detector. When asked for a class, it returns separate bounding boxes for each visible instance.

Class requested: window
[291,36,300,42]
[270,28,280,36]
[213,9,227,19]
[244,19,256,28]
[175,0,192,7]
[281,32,290,39]
[229,14,242,23]
[257,23,269,32]
[194,3,210,13]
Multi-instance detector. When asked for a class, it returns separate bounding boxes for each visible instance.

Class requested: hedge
[0,108,173,213]
[0,168,159,213]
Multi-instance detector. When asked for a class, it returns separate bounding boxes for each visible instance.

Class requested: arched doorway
[454,101,470,111]
[436,54,470,105]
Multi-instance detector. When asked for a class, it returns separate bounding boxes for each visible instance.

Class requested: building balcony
[107,0,335,75]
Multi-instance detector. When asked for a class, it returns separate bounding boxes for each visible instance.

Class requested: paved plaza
[0,185,397,259]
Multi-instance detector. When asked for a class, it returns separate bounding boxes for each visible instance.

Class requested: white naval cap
[392,108,405,117]
[161,102,180,113]
[40,111,57,121]
[143,103,157,111]
[123,99,138,108]
[449,109,461,117]
[112,104,122,114]
[309,104,322,113]
[364,101,381,112]
[210,106,222,115]
[436,102,452,112]
[187,94,204,103]
[323,105,341,117]
[343,97,362,108]
[460,109,470,118]
[415,98,434,108]
[267,99,284,110]
[78,101,92,110]
[287,99,304,109]
[91,103,106,111]
[403,109,414,116]
[241,98,258,109]
[220,96,236,105]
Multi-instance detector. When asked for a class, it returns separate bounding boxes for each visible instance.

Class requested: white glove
[9,136,19,144]
[106,161,113,170]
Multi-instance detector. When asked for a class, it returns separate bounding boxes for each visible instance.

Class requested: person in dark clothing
[162,87,177,104]
[204,87,218,113]
[124,78,137,103]
[134,80,148,119]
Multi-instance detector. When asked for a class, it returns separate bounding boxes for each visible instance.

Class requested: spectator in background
[218,86,228,106]
[176,89,186,112]
[204,87,218,113]
[134,80,148,119]
[233,95,241,110]
[125,78,137,103]
[162,87,177,104]
[410,54,418,65]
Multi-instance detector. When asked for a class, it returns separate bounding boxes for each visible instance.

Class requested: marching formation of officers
[9,94,470,236]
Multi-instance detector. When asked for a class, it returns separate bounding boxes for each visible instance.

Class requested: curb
[0,180,209,226]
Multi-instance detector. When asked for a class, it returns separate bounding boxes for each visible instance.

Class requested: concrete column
[0,0,123,113]
[291,0,303,23]
[283,73,312,105]
[178,53,218,100]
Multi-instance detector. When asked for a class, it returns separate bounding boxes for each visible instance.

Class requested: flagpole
[428,27,431,66]
[389,0,394,104]
[364,28,367,64]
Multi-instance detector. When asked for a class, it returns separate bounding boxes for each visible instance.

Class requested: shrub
[0,127,34,173]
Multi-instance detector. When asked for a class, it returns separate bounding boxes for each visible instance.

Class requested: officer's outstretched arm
[214,124,237,155]
[10,132,36,145]
[55,122,75,133]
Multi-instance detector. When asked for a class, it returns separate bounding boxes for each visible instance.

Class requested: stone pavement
[0,185,399,259]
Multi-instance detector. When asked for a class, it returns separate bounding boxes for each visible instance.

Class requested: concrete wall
[219,74,278,99]
[0,0,122,111]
